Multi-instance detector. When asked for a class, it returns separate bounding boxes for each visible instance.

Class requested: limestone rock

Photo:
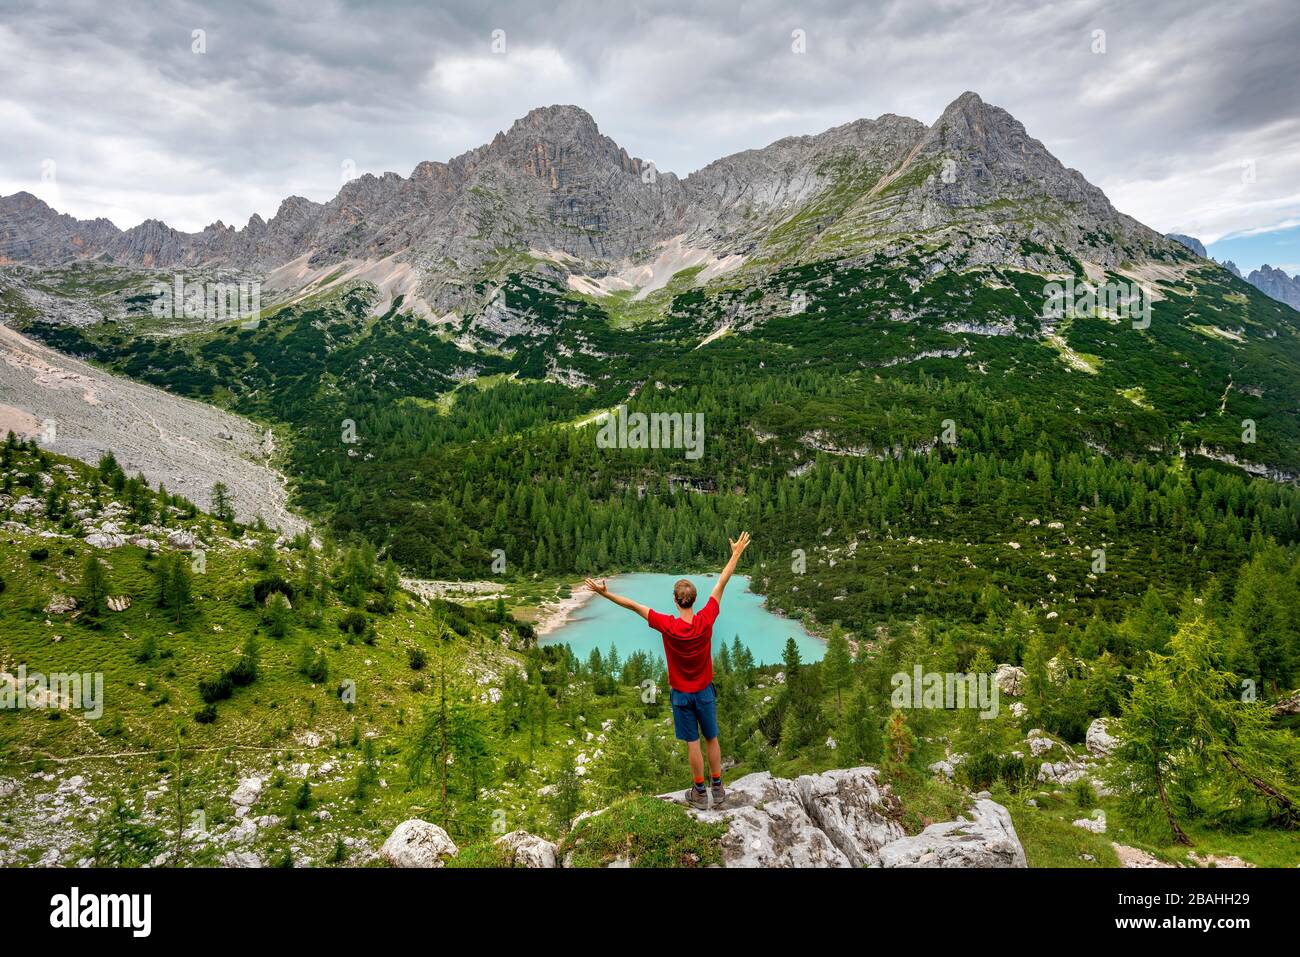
[1086,717,1118,756]
[877,799,1028,868]
[229,776,262,808]
[495,830,558,868]
[994,664,1024,697]
[663,771,850,867]
[794,767,906,867]
[1073,811,1106,834]
[44,594,77,614]
[380,819,458,868]
[1271,690,1300,717]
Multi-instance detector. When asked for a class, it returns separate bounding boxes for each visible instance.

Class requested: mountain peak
[505,104,601,140]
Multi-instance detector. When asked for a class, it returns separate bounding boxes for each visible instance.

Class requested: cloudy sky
[2,0,1297,272]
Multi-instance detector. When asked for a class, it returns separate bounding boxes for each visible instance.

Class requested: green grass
[558,795,726,867]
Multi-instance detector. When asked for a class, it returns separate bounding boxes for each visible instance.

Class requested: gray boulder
[877,799,1027,868]
[495,830,558,868]
[380,819,458,868]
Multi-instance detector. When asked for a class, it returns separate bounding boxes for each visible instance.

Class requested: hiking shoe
[710,782,726,808]
[686,786,709,809]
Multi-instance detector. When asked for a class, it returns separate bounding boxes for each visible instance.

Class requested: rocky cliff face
[0,93,1184,316]
[1166,233,1208,258]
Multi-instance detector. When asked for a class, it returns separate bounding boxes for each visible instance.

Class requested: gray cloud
[1,0,1296,247]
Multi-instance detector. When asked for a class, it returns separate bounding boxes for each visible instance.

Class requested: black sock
[711,775,722,786]
[693,781,707,793]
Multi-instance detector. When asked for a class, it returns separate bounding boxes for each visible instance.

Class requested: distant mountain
[1247,264,1300,310]
[1162,233,1300,311]
[1166,233,1207,257]
[2,93,1184,317]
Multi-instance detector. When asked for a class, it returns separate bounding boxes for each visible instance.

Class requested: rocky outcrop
[1272,690,1300,717]
[662,766,1024,868]
[662,771,851,867]
[1072,811,1107,834]
[380,819,458,868]
[795,767,908,866]
[229,777,262,811]
[876,799,1027,868]
[495,829,558,868]
[44,594,76,614]
[994,664,1025,697]
[1086,718,1118,756]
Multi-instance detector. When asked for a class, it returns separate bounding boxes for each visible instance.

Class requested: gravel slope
[0,322,305,533]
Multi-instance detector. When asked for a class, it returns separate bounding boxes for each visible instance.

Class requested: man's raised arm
[584,578,651,621]
[709,531,751,607]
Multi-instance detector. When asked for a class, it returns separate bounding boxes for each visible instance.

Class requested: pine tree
[81,554,110,617]
[210,481,234,523]
[823,622,853,714]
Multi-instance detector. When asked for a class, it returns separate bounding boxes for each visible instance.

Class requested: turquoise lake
[541,573,824,666]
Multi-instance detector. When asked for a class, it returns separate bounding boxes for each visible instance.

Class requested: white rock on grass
[495,830,558,868]
[877,799,1028,868]
[380,819,458,868]
[1073,811,1107,834]
[230,777,262,808]
[1027,733,1055,756]
[220,851,263,868]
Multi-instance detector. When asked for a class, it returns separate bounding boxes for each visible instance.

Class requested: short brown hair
[673,578,696,609]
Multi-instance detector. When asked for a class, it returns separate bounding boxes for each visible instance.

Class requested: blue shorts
[671,683,718,742]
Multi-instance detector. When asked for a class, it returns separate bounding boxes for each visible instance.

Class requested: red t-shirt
[647,596,719,693]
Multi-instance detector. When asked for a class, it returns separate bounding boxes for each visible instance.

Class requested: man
[584,531,750,808]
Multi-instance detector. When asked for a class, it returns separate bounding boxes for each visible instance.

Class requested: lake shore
[534,583,597,637]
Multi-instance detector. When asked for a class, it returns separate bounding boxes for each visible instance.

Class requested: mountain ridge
[1,92,1185,316]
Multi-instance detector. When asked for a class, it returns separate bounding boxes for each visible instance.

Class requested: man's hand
[729,531,751,558]
[711,531,751,606]
[584,577,650,620]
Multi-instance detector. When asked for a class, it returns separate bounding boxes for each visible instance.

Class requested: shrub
[28,547,49,562]
[194,703,218,724]
[197,673,234,704]
[338,610,367,635]
[1070,777,1098,809]
[297,645,329,684]
[134,633,158,664]
[407,646,427,671]
[253,575,295,605]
